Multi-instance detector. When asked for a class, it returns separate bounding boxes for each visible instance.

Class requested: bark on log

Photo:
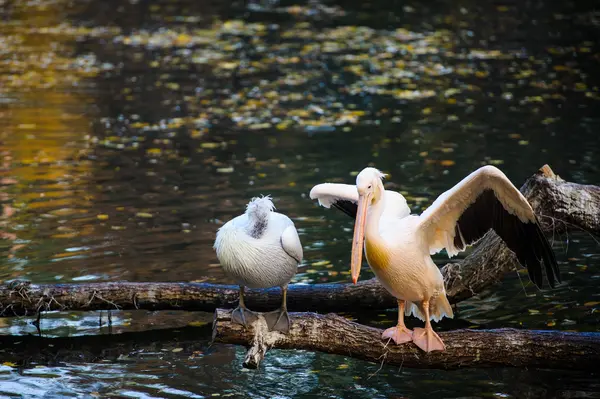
[212,309,600,370]
[0,165,598,317]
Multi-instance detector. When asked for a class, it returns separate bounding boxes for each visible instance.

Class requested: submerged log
[0,165,598,318]
[212,309,600,370]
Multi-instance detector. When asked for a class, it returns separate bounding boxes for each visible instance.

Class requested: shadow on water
[1,0,599,397]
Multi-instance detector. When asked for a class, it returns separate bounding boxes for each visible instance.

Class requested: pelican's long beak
[351,192,371,284]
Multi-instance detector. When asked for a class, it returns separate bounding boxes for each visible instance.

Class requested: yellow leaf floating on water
[172,348,183,353]
[190,129,205,138]
[528,309,540,314]
[547,321,556,327]
[248,123,272,130]
[276,121,292,130]
[97,214,109,220]
[584,302,600,307]
[337,364,349,370]
[440,160,455,167]
[218,61,239,70]
[524,96,543,103]
[175,34,192,46]
[217,167,234,173]
[2,362,17,367]
[444,88,460,97]
[135,212,153,218]
[312,260,331,267]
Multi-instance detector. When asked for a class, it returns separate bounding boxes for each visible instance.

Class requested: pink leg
[412,299,446,352]
[382,299,413,344]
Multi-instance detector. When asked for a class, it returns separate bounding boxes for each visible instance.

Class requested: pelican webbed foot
[412,327,446,352]
[382,325,413,344]
[231,305,260,328]
[263,285,291,333]
[263,308,290,333]
[231,285,260,328]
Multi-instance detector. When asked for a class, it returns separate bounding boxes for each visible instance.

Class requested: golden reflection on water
[1,0,95,278]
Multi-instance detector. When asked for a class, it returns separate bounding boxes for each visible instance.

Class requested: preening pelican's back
[214,212,301,289]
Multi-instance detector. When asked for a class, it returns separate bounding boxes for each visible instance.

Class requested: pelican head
[351,167,386,284]
[246,195,275,222]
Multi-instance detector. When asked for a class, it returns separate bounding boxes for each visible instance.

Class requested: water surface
[1,0,599,397]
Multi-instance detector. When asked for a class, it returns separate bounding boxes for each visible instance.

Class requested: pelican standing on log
[214,196,303,333]
[310,165,560,352]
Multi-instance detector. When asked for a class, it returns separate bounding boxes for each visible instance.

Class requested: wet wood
[0,165,598,317]
[212,309,600,370]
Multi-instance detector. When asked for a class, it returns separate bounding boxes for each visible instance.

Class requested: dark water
[1,0,599,397]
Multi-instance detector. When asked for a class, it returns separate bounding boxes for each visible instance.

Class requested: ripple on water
[1,0,600,398]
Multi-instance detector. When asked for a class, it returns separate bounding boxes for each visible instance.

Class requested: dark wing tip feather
[455,189,560,290]
[534,219,561,287]
[332,200,358,219]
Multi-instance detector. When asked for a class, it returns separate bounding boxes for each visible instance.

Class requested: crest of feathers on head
[246,195,275,220]
[358,167,388,182]
[374,168,387,180]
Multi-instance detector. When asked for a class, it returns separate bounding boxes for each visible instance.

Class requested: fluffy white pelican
[310,166,560,352]
[214,196,303,333]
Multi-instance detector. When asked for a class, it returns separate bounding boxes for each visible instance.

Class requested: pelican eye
[368,184,372,189]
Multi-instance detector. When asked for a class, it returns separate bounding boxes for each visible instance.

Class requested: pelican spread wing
[310,183,411,219]
[309,183,360,217]
[418,165,560,288]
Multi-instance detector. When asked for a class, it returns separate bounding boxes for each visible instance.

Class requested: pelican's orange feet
[412,327,446,352]
[382,325,413,344]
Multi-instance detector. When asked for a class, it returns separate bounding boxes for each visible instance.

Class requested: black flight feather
[453,189,560,289]
[332,200,358,219]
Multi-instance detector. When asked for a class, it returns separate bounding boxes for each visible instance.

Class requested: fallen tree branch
[212,309,600,370]
[0,165,598,317]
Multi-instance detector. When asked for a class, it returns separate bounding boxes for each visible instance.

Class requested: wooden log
[0,165,598,317]
[212,309,600,370]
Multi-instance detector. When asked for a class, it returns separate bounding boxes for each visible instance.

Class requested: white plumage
[214,195,303,332]
[310,165,559,352]
[310,183,411,221]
